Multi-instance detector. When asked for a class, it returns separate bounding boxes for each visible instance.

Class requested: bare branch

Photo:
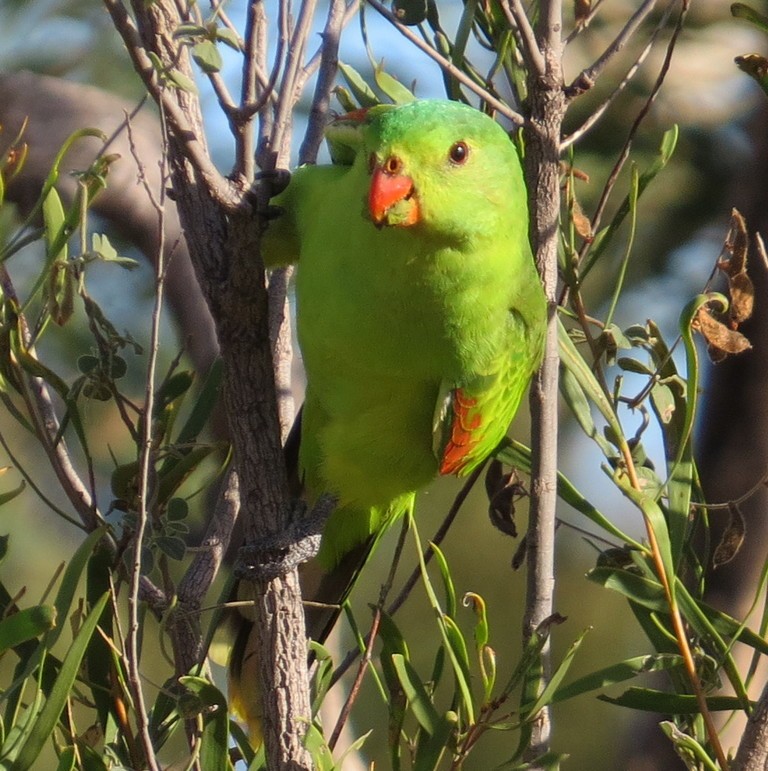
[366,0,525,125]
[565,0,659,98]
[125,97,171,771]
[299,0,349,164]
[523,0,564,762]
[575,0,689,266]
[174,469,240,672]
[734,659,768,769]
[103,0,240,210]
[561,15,664,150]
[500,0,545,76]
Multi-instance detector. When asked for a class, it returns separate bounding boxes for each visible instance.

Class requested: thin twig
[561,7,669,149]
[103,0,239,210]
[522,0,564,762]
[299,0,348,164]
[500,0,545,76]
[565,0,659,98]
[366,0,525,125]
[125,100,171,771]
[575,0,688,271]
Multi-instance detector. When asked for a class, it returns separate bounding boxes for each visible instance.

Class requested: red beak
[368,164,420,227]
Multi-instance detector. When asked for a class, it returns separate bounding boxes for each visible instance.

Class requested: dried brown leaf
[729,271,754,323]
[571,198,593,242]
[575,0,592,26]
[713,502,746,568]
[695,307,752,358]
[721,208,749,277]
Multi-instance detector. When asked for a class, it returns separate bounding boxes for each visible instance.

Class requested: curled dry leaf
[729,271,754,323]
[571,197,593,242]
[694,307,751,362]
[485,460,528,538]
[575,0,592,27]
[718,209,755,324]
[713,502,746,568]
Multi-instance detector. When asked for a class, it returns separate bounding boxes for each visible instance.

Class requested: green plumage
[229,100,546,738]
[265,99,546,566]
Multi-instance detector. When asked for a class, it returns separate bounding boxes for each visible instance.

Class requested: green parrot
[227,99,547,740]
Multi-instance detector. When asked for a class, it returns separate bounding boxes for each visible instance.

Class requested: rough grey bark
[102,0,315,765]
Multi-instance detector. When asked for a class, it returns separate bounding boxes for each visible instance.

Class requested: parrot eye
[383,155,403,175]
[448,141,469,165]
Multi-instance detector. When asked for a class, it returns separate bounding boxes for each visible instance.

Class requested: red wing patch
[439,389,482,475]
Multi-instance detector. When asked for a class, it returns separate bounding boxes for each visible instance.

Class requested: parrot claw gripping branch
[228,99,546,743]
[234,493,338,583]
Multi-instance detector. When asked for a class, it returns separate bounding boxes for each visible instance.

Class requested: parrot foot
[235,493,337,582]
[246,169,291,221]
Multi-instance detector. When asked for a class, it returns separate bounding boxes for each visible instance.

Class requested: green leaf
[732,2,768,33]
[167,68,199,94]
[155,535,186,561]
[373,64,415,105]
[0,479,25,508]
[42,188,67,262]
[599,686,749,713]
[551,654,683,703]
[11,593,110,771]
[302,723,334,771]
[522,629,589,718]
[430,542,456,618]
[659,721,719,771]
[407,511,474,723]
[587,566,666,611]
[338,62,380,108]
[611,473,675,599]
[54,746,76,771]
[583,126,678,278]
[391,654,440,736]
[463,592,489,650]
[496,440,642,549]
[179,678,231,771]
[558,364,615,458]
[49,528,109,650]
[413,712,455,771]
[172,359,222,446]
[192,40,222,74]
[91,233,138,269]
[0,607,56,652]
[216,27,242,51]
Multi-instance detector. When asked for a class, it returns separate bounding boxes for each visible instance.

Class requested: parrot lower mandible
[227,99,547,741]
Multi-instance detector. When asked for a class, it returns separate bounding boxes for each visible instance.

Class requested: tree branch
[522,0,564,763]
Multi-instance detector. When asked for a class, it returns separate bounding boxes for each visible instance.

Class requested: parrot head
[327,100,525,239]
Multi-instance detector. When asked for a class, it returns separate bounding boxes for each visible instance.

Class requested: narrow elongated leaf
[413,711,454,771]
[392,654,440,736]
[12,592,109,771]
[599,687,749,713]
[430,543,456,618]
[303,723,334,770]
[522,629,589,717]
[552,654,683,703]
[338,62,380,108]
[583,126,678,277]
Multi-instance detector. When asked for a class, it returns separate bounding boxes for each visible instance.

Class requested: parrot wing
[433,311,544,477]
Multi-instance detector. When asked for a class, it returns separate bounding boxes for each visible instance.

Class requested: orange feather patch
[439,389,482,475]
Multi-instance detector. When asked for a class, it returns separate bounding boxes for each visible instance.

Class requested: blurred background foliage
[0,0,766,769]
